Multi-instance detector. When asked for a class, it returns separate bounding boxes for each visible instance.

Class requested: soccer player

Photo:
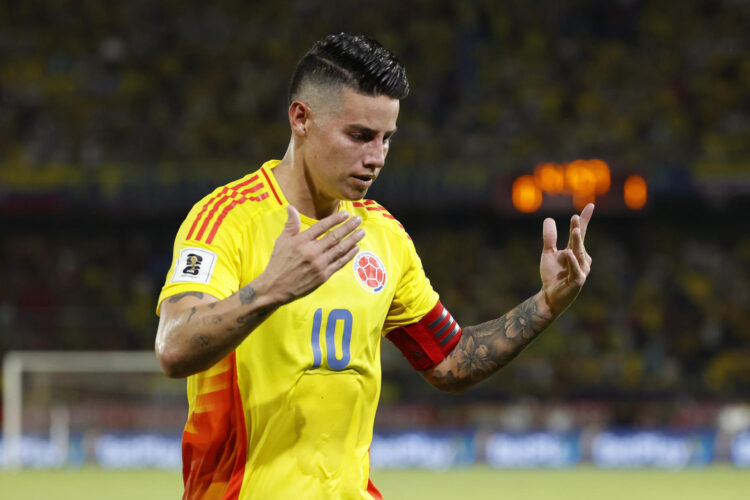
[155,33,593,499]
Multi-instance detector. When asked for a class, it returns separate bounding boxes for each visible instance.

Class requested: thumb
[542,218,557,252]
[283,205,301,236]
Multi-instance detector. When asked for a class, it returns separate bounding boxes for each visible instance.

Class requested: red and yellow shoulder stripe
[352,199,411,240]
[185,171,282,244]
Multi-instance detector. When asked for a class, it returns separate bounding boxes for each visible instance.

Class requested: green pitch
[0,466,748,499]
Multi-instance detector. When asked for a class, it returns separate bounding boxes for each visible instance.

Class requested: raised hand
[257,205,366,304]
[539,203,594,316]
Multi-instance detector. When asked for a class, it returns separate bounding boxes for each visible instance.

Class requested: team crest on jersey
[353,251,387,293]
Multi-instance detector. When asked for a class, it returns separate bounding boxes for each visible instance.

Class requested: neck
[274,142,339,220]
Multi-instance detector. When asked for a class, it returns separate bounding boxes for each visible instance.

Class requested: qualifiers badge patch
[353,251,387,293]
[171,247,217,284]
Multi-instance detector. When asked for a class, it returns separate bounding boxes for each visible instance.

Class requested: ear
[288,100,310,138]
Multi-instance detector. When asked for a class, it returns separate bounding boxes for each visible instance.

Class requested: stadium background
[1,0,749,498]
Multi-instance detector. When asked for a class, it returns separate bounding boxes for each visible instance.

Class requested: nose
[364,140,387,169]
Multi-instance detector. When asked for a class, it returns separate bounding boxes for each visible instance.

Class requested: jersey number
[310,308,352,370]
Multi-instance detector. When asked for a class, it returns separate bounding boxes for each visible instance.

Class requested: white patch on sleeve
[171,247,218,284]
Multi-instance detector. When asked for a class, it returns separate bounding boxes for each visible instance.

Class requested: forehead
[326,87,400,130]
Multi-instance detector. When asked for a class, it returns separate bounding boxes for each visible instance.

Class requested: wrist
[247,273,290,310]
[535,289,557,320]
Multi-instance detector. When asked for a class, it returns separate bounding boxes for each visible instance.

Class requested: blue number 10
[311,308,353,370]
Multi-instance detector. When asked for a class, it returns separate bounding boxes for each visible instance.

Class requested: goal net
[2,351,187,469]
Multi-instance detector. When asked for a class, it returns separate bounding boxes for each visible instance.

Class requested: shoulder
[181,166,284,245]
[348,199,412,242]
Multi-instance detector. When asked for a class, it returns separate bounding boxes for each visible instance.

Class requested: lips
[351,174,374,187]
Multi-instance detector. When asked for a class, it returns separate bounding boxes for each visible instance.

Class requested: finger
[283,205,301,236]
[542,218,557,252]
[571,226,584,257]
[323,228,366,259]
[579,203,594,241]
[564,248,586,284]
[303,210,352,240]
[324,245,360,277]
[570,228,590,273]
[566,214,580,249]
[318,216,363,250]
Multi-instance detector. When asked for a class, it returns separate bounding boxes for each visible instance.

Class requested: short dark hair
[288,33,409,104]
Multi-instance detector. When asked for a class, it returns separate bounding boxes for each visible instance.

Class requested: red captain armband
[386,301,463,371]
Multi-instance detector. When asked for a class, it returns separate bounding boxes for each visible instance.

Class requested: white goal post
[2,351,164,470]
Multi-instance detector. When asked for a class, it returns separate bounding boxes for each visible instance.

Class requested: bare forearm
[156,284,277,377]
[425,291,554,392]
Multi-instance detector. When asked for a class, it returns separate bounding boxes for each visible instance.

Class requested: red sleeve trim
[386,301,462,371]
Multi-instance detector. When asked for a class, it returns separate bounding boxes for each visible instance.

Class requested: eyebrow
[346,124,398,136]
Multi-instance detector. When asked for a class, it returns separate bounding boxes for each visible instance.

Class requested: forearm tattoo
[429,295,552,392]
[168,291,204,303]
[239,286,256,305]
[234,285,274,328]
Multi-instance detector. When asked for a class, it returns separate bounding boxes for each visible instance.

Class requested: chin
[341,187,369,201]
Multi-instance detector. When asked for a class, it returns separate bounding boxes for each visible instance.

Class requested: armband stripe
[440,324,461,346]
[433,316,455,339]
[428,309,448,329]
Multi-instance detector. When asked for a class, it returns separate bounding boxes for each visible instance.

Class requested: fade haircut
[288,33,409,105]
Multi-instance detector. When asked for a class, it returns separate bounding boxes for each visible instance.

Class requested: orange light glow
[565,160,597,195]
[588,159,611,195]
[534,163,565,194]
[512,175,543,213]
[573,191,596,211]
[624,175,647,210]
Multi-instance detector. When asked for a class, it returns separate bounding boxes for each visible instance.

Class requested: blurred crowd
[1,0,748,185]
[0,229,168,352]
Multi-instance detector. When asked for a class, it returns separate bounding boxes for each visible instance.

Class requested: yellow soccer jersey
[158,160,439,499]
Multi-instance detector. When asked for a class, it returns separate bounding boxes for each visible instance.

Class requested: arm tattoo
[239,286,257,305]
[192,334,210,348]
[236,305,274,328]
[429,295,552,392]
[168,291,205,303]
[234,285,274,327]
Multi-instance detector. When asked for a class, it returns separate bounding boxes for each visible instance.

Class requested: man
[156,33,593,499]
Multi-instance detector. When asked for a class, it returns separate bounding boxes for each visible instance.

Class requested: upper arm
[156,291,220,347]
[385,300,464,392]
[158,291,220,322]
[156,189,247,319]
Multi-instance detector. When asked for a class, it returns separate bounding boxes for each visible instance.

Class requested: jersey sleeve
[383,229,462,370]
[156,199,242,315]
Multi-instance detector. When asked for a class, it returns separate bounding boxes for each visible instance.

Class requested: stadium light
[512,175,543,213]
[513,159,613,213]
[624,175,647,210]
[534,163,565,194]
